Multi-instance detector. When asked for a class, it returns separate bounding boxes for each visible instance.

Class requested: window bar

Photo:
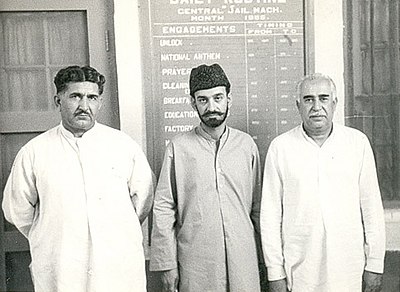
[392,0,400,199]
[370,0,376,150]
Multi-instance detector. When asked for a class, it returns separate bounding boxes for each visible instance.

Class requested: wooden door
[346,0,400,204]
[0,1,117,290]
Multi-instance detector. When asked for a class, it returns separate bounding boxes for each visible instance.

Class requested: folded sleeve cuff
[365,257,385,274]
[267,266,287,281]
[149,260,177,272]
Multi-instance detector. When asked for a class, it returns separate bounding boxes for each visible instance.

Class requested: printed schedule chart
[147,0,305,169]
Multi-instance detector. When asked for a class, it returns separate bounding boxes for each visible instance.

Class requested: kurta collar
[195,124,230,145]
[299,123,337,148]
[59,122,99,142]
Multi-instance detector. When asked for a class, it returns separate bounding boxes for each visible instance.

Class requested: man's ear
[98,96,104,110]
[190,96,197,111]
[296,99,300,110]
[227,93,232,108]
[333,97,338,111]
[54,95,61,108]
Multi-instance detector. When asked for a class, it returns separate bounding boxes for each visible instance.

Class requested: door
[0,1,118,290]
[346,0,400,204]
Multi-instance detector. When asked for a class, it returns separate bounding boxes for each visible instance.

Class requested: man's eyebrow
[302,94,330,99]
[69,92,98,96]
[195,95,208,99]
[69,92,82,96]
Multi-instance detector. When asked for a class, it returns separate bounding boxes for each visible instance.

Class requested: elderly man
[260,73,386,292]
[150,63,264,292]
[2,65,154,292]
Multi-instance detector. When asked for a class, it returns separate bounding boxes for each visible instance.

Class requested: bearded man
[150,63,264,292]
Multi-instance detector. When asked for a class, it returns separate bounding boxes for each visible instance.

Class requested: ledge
[384,208,400,251]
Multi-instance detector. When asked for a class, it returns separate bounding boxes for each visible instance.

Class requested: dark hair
[54,65,106,94]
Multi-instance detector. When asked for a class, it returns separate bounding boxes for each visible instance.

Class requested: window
[346,0,400,205]
[0,11,89,113]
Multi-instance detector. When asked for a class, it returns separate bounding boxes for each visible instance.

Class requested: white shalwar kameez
[260,124,385,292]
[2,123,154,292]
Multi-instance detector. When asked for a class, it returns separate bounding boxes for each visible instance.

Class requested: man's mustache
[74,110,91,116]
[203,111,224,117]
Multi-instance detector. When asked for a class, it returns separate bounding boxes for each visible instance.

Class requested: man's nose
[207,100,217,112]
[312,99,322,111]
[78,96,89,110]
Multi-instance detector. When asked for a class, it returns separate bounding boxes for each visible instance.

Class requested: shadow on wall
[383,251,400,292]
[146,251,400,292]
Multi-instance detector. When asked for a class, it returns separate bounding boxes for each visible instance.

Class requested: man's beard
[198,105,229,128]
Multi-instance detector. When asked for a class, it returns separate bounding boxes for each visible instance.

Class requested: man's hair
[54,65,106,94]
[189,63,231,97]
[295,73,336,101]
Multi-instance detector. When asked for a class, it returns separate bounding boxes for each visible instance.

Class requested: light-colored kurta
[150,125,262,292]
[2,123,154,292]
[260,124,386,292]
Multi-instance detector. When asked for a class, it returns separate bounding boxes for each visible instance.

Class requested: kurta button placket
[216,163,224,189]
[320,143,336,235]
[215,144,231,251]
[75,139,89,199]
[76,137,99,241]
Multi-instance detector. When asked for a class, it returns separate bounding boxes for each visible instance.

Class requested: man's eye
[88,96,98,101]
[198,99,207,104]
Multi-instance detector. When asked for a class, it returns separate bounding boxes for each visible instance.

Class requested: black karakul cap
[189,63,231,96]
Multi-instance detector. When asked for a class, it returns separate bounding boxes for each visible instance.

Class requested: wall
[314,1,345,125]
[114,1,346,154]
[113,0,400,252]
[114,0,147,150]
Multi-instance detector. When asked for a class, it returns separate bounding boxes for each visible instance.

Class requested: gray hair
[295,73,336,101]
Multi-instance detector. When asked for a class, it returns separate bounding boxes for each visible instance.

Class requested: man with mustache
[2,65,154,291]
[260,73,386,292]
[150,63,264,292]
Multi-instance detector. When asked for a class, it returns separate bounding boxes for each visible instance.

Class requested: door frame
[0,1,118,290]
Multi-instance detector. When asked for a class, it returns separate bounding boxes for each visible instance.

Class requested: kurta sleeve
[260,141,286,281]
[250,144,264,263]
[129,143,155,224]
[149,143,178,271]
[2,147,38,238]
[359,137,386,273]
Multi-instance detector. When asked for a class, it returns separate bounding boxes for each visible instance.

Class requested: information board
[144,0,305,173]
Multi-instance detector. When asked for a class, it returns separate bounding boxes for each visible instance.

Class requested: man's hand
[161,268,179,292]
[363,271,383,292]
[269,278,288,292]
